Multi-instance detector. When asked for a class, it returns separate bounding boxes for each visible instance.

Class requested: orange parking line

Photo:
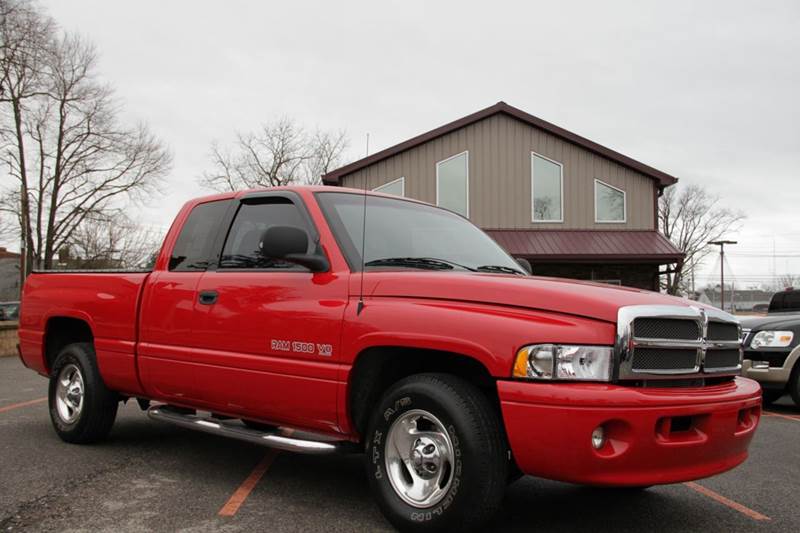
[763,411,800,422]
[762,411,800,422]
[684,482,770,521]
[0,397,47,414]
[218,450,278,517]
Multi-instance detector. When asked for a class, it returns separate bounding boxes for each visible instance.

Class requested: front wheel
[790,364,800,407]
[761,388,785,406]
[48,342,119,444]
[364,373,508,532]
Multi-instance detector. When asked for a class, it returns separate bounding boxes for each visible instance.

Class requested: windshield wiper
[475,265,525,275]
[365,257,476,272]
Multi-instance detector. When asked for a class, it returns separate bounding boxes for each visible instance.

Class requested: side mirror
[259,226,330,272]
[516,257,532,275]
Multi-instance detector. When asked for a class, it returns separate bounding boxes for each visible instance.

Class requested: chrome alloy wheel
[385,409,455,508]
[55,363,84,424]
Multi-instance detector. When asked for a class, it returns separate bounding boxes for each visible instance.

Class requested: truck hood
[740,312,800,331]
[366,272,702,323]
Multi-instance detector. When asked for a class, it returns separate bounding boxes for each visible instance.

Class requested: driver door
[189,192,347,433]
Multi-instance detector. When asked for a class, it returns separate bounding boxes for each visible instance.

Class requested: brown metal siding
[341,114,657,230]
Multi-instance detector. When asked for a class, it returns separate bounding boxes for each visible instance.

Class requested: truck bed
[18,271,151,395]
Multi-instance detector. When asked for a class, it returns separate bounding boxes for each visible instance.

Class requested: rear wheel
[364,373,507,532]
[48,342,119,444]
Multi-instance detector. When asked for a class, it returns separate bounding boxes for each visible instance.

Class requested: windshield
[769,290,800,314]
[315,192,525,274]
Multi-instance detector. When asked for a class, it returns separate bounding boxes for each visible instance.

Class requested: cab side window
[169,200,231,271]
[219,197,311,270]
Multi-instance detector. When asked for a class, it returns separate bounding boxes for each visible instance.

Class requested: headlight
[513,344,613,381]
[750,330,794,349]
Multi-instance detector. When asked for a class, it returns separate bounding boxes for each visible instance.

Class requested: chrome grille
[617,305,742,380]
[632,349,699,371]
[707,321,739,341]
[633,318,700,340]
[704,349,742,371]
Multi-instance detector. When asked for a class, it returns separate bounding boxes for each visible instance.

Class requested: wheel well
[348,347,498,436]
[45,317,93,372]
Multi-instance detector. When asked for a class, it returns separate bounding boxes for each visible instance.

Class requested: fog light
[752,361,769,370]
[591,426,606,449]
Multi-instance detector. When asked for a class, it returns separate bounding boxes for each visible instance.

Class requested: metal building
[323,102,683,289]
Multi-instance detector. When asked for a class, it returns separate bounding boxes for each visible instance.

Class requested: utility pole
[19,235,26,299]
[709,240,737,311]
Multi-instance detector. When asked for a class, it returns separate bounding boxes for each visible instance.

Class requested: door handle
[198,290,218,305]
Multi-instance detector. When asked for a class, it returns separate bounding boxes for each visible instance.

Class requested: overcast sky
[40,0,800,289]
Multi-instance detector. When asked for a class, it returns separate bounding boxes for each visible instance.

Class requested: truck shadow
[489,481,687,532]
[765,396,799,414]
[101,408,772,532]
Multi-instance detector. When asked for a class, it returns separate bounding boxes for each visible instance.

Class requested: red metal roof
[323,101,678,188]
[486,230,684,264]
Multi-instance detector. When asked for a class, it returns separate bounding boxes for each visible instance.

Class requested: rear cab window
[169,200,232,271]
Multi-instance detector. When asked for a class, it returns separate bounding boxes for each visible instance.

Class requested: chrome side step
[147,405,358,455]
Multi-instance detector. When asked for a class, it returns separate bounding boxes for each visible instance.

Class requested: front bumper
[743,345,800,388]
[498,377,761,487]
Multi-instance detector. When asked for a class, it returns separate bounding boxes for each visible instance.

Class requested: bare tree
[0,2,171,273]
[62,212,162,269]
[200,118,348,191]
[659,183,745,295]
[303,129,348,185]
[777,274,799,290]
[0,0,53,280]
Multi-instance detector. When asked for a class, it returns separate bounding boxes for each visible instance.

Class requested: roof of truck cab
[185,185,430,205]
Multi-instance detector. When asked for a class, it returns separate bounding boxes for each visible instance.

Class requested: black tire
[48,342,119,444]
[789,363,800,407]
[364,373,508,532]
[761,388,785,406]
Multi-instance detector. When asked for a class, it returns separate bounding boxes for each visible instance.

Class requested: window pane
[437,153,468,216]
[373,178,404,197]
[596,181,625,222]
[169,200,231,271]
[532,154,562,221]
[219,198,309,269]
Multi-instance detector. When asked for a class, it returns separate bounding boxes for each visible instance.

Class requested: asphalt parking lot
[1,355,799,532]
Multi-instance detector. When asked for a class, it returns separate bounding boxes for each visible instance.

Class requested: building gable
[323,101,677,188]
[336,112,661,230]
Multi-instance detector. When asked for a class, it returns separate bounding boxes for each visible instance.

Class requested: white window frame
[372,176,405,196]
[594,179,627,223]
[435,150,469,217]
[530,151,564,223]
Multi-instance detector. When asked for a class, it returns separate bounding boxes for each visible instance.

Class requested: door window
[219,198,311,270]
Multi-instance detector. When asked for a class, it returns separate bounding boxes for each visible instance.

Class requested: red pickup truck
[19,186,760,531]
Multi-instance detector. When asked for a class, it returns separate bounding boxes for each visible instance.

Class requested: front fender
[340,297,616,377]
